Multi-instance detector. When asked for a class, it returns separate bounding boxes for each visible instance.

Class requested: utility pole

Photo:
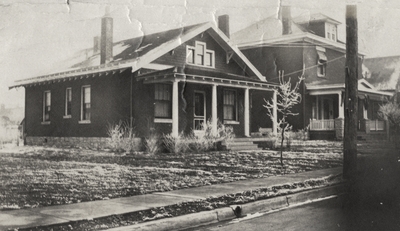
[344,5,358,180]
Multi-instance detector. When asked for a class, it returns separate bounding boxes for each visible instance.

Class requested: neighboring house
[231,6,392,140]
[10,13,278,148]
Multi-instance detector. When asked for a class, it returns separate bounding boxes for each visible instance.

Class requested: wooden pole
[344,5,358,180]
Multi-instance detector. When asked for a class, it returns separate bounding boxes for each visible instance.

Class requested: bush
[107,121,140,153]
[163,132,191,154]
[145,131,161,155]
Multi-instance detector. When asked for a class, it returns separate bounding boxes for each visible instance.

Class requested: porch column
[172,80,179,137]
[338,93,344,118]
[272,90,278,136]
[211,84,218,136]
[244,88,250,137]
[363,100,368,119]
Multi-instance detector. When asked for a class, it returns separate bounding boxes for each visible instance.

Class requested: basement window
[186,41,215,68]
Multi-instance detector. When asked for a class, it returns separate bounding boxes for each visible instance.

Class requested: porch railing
[369,120,386,131]
[309,119,335,131]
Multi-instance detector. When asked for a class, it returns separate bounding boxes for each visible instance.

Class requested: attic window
[326,23,337,42]
[186,41,215,68]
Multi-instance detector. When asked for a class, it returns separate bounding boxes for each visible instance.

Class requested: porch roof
[306,80,393,98]
[136,66,278,91]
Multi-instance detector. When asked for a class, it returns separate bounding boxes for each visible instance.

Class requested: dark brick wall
[250,90,274,132]
[25,70,132,138]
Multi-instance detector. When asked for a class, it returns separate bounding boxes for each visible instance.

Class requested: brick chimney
[218,15,230,38]
[100,7,113,64]
[93,36,100,54]
[280,6,292,35]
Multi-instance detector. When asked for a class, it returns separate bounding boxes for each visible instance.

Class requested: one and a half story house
[231,6,392,140]
[10,13,279,149]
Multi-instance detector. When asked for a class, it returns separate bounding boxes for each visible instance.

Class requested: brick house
[231,6,392,140]
[10,13,278,148]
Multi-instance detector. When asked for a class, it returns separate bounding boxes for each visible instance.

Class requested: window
[43,91,51,123]
[186,41,215,68]
[316,47,327,77]
[154,84,172,118]
[326,23,337,42]
[65,88,72,118]
[223,90,237,121]
[81,86,91,122]
[186,46,195,64]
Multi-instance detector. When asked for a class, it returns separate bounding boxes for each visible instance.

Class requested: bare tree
[379,99,400,145]
[264,71,304,167]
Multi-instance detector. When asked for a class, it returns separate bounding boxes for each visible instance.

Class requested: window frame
[79,85,91,124]
[42,90,51,125]
[186,41,215,68]
[154,83,172,122]
[64,87,72,119]
[223,89,238,123]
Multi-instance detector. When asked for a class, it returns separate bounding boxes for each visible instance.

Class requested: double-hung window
[223,90,237,121]
[316,47,327,77]
[64,88,72,118]
[186,41,215,68]
[81,86,91,122]
[43,91,51,123]
[154,84,172,118]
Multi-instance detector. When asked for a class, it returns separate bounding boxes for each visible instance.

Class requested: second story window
[316,46,327,77]
[186,41,215,68]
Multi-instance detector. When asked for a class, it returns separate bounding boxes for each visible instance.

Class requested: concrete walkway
[0,167,342,230]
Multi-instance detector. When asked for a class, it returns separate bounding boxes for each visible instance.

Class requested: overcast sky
[1,0,399,108]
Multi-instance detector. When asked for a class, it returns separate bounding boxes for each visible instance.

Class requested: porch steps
[222,138,262,151]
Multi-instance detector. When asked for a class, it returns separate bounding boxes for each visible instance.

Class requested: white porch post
[363,100,368,119]
[172,80,179,137]
[211,84,218,136]
[272,90,278,136]
[338,93,344,118]
[244,88,250,137]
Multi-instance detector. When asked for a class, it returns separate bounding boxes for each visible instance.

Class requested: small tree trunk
[280,123,285,168]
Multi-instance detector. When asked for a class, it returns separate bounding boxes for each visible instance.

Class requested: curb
[107,183,346,231]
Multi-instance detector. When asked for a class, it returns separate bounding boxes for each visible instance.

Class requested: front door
[194,91,206,132]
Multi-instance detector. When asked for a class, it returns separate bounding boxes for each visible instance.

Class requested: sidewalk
[0,167,342,230]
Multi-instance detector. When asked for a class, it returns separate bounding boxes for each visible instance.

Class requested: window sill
[63,115,72,119]
[41,121,50,125]
[317,74,326,78]
[78,120,91,124]
[154,118,172,123]
[224,120,240,125]
[186,63,215,69]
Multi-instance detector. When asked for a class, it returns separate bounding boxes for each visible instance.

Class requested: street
[186,153,400,231]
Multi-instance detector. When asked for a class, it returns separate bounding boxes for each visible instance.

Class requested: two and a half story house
[10,13,279,149]
[231,6,392,140]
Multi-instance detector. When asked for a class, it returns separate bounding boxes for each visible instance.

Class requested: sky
[1,0,400,108]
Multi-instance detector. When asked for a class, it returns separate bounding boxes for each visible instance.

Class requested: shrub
[163,132,191,154]
[145,131,161,155]
[107,121,139,153]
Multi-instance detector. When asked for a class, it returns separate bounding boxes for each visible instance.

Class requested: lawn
[0,143,342,210]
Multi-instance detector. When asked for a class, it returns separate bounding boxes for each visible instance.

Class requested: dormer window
[325,23,337,42]
[186,41,215,68]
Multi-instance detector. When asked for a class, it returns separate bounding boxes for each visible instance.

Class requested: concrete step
[229,144,261,151]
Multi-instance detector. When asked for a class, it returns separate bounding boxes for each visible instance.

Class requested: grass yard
[0,143,343,210]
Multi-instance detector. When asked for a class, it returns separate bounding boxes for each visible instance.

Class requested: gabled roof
[10,22,265,89]
[363,55,400,90]
[293,13,342,25]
